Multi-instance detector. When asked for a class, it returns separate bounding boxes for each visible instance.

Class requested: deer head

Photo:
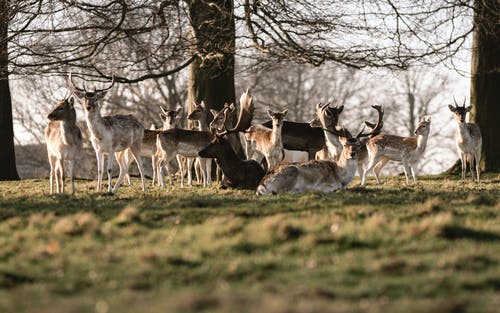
[68,73,115,112]
[215,89,254,137]
[328,125,367,160]
[160,107,181,130]
[267,109,288,129]
[47,97,76,121]
[414,116,431,136]
[209,103,235,134]
[188,101,207,121]
[312,102,345,130]
[448,97,471,123]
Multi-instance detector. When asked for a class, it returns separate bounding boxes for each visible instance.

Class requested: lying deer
[69,73,147,193]
[448,98,482,182]
[244,109,288,170]
[361,116,431,186]
[198,90,265,189]
[256,126,366,195]
[45,96,83,194]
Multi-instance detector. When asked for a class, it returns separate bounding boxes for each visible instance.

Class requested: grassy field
[0,174,499,313]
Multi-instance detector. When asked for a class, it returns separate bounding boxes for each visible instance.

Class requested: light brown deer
[45,97,83,194]
[448,98,482,182]
[244,109,288,170]
[69,73,146,193]
[256,126,365,195]
[361,116,431,186]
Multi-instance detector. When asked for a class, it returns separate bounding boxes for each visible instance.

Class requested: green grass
[0,174,499,313]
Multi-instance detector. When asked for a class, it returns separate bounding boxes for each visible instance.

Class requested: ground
[0,174,499,313]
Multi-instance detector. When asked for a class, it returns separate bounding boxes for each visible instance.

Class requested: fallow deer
[310,102,347,161]
[361,116,432,186]
[198,91,264,189]
[448,98,482,182]
[69,73,147,193]
[45,97,83,195]
[256,126,366,195]
[244,109,288,170]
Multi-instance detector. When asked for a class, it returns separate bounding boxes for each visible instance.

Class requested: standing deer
[448,98,482,182]
[361,116,432,186]
[45,97,83,194]
[69,73,147,193]
[244,109,288,170]
[256,126,366,195]
[198,91,264,189]
[310,102,346,160]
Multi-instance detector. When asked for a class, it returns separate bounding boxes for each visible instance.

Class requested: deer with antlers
[244,109,288,170]
[69,73,147,193]
[45,96,83,195]
[256,126,366,195]
[360,115,431,186]
[198,90,265,189]
[448,98,482,182]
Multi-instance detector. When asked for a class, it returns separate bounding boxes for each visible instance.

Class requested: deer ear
[96,91,108,99]
[229,103,235,112]
[159,113,166,120]
[210,109,218,118]
[425,116,431,122]
[200,101,206,109]
[267,109,273,117]
[337,105,344,114]
[282,109,288,116]
[465,106,472,112]
[365,121,376,129]
[72,90,85,99]
[68,97,74,107]
[175,107,182,115]
[448,104,456,112]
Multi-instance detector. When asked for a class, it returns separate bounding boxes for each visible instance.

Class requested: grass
[0,174,499,313]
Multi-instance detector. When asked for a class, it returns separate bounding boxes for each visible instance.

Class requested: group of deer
[45,74,482,195]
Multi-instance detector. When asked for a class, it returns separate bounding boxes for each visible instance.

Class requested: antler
[96,75,115,93]
[217,89,254,137]
[363,105,384,137]
[68,72,86,93]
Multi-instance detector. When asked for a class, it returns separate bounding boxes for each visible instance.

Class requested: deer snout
[350,152,357,158]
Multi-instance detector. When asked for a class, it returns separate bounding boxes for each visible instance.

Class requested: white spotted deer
[256,126,366,195]
[69,73,146,193]
[448,98,482,182]
[244,109,288,170]
[45,96,83,194]
[361,116,432,186]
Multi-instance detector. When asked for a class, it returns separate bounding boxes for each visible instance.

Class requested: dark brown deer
[198,91,264,189]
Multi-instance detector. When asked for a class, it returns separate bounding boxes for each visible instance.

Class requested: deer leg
[373,158,389,184]
[106,152,114,193]
[129,145,147,193]
[96,151,104,192]
[187,158,195,187]
[468,153,475,181]
[69,158,75,195]
[205,158,212,187]
[410,163,418,183]
[402,162,411,185]
[55,158,63,193]
[460,152,466,180]
[48,155,56,194]
[475,150,481,183]
[361,155,381,186]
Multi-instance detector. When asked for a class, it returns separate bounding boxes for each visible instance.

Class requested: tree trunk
[0,0,20,180]
[187,0,241,153]
[470,0,500,172]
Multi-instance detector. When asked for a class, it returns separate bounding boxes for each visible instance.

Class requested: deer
[69,73,147,193]
[45,96,83,195]
[119,107,181,187]
[173,100,213,187]
[256,126,366,195]
[310,102,347,161]
[448,98,482,182]
[360,116,432,186]
[198,90,265,189]
[244,109,288,170]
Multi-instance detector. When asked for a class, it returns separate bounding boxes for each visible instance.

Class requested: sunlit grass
[0,174,499,312]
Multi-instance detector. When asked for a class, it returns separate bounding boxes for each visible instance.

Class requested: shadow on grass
[439,225,500,242]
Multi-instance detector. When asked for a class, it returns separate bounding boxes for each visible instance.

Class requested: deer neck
[323,130,342,157]
[416,132,429,153]
[84,109,106,138]
[215,142,242,174]
[197,116,209,132]
[271,124,283,145]
[336,151,358,186]
[60,116,78,145]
